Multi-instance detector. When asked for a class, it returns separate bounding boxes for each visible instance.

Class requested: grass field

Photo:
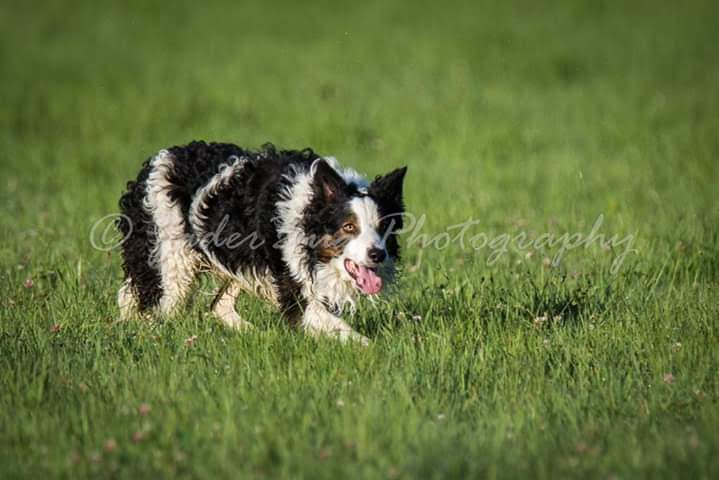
[1,0,718,478]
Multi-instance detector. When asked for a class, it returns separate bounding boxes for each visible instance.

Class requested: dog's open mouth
[344,259,383,295]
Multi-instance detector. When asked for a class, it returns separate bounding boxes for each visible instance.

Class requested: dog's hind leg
[145,149,200,316]
[211,280,254,330]
[117,158,164,316]
[155,245,198,315]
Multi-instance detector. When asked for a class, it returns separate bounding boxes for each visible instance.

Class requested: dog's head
[305,160,407,296]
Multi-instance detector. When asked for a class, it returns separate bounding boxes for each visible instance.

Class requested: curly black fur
[117,158,163,310]
[118,141,322,318]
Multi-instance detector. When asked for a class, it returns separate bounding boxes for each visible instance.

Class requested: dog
[116,141,406,344]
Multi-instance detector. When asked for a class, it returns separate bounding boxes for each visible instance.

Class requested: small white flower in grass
[23,277,33,289]
[412,314,422,322]
[336,399,345,408]
[663,373,675,384]
[671,342,682,352]
[436,413,446,421]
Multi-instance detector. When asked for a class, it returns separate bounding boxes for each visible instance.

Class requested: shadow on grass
[357,269,614,338]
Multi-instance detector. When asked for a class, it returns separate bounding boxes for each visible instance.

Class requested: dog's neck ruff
[275,158,367,312]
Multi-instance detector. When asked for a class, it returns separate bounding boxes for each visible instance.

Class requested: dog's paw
[214,311,254,331]
[230,320,255,331]
[340,330,370,347]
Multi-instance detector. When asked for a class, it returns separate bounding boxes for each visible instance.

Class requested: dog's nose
[368,247,386,264]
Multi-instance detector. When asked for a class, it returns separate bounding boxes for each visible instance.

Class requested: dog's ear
[369,166,407,210]
[313,160,347,203]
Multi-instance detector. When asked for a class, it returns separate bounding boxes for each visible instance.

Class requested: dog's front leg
[302,301,369,346]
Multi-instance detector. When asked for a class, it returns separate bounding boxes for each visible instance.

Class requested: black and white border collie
[117,141,406,344]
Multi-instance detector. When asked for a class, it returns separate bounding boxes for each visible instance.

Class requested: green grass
[1,0,718,478]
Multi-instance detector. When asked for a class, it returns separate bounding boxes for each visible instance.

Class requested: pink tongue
[355,265,383,295]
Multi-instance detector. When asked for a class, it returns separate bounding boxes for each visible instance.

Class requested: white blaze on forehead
[350,196,380,231]
[344,196,383,264]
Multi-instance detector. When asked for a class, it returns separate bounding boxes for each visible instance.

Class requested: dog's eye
[342,223,356,234]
